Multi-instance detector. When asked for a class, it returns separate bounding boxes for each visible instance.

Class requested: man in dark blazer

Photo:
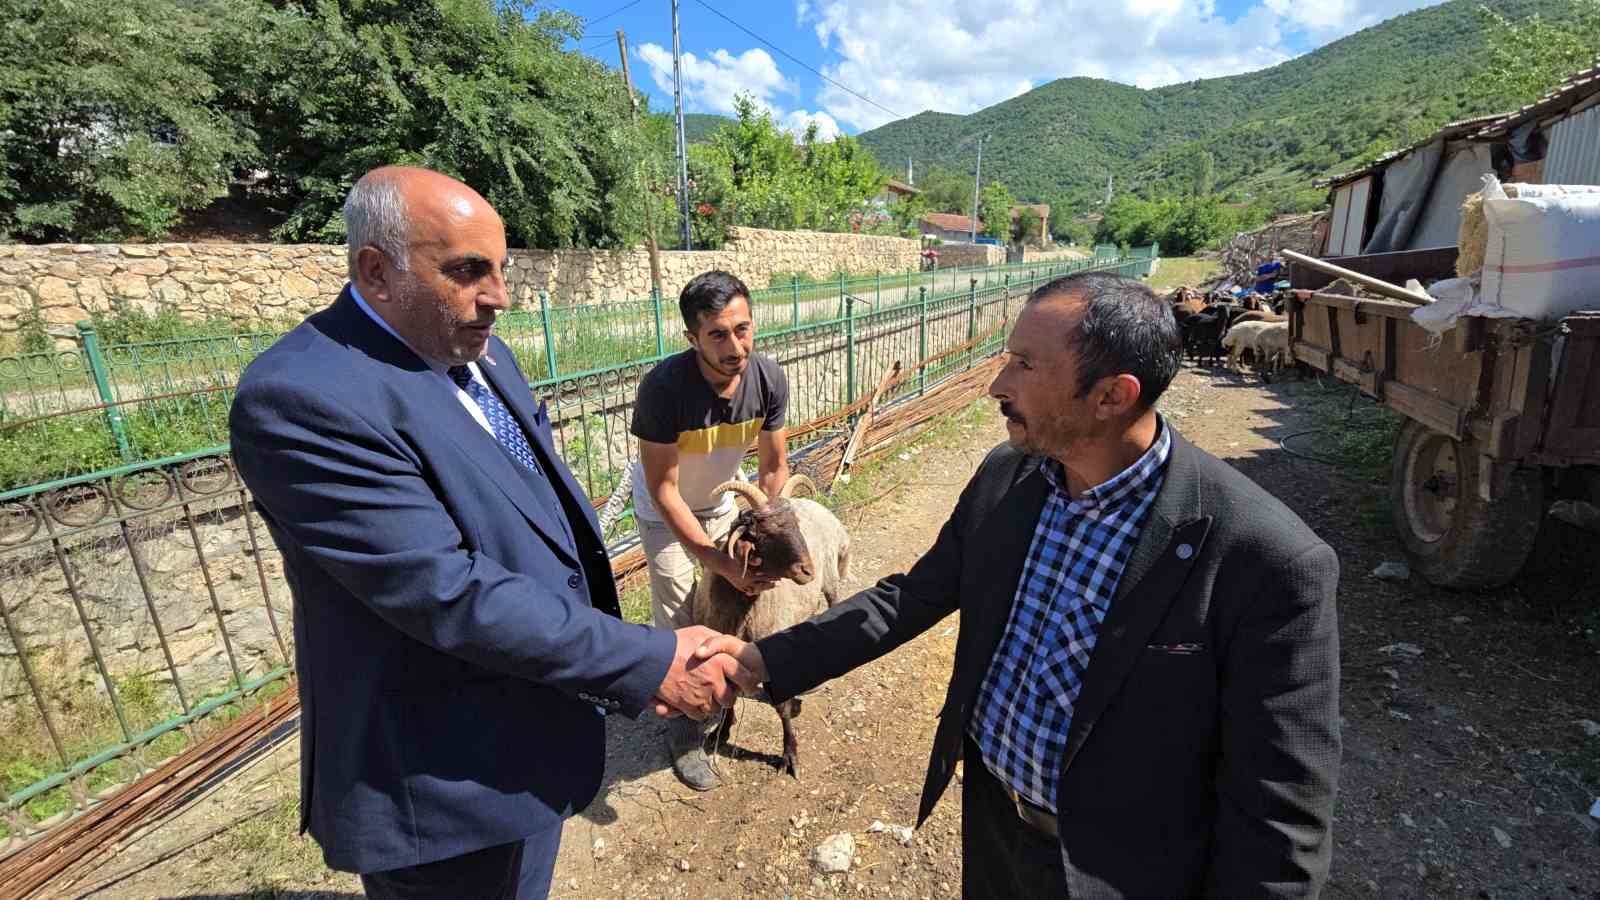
[229,166,741,899]
[696,272,1341,897]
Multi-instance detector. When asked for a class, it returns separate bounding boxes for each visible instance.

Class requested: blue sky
[554,0,1446,138]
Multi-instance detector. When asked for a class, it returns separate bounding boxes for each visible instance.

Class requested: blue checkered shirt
[969,422,1172,813]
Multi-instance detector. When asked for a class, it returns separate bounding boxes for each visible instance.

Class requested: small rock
[1401,813,1416,828]
[1450,615,1470,625]
[565,879,579,890]
[1382,667,1400,681]
[1577,719,1600,738]
[1492,826,1512,849]
[592,837,606,858]
[735,860,747,870]
[677,858,691,872]
[867,820,886,833]
[897,452,911,461]
[890,825,915,846]
[1371,561,1410,582]
[813,832,855,873]
[1379,642,1424,658]
[1388,709,1412,721]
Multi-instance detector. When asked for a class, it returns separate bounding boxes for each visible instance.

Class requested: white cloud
[636,42,843,140]
[799,0,1445,131]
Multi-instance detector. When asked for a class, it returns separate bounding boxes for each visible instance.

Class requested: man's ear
[1095,374,1144,419]
[354,245,393,303]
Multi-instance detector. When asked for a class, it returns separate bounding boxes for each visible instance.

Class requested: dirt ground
[75,364,1600,900]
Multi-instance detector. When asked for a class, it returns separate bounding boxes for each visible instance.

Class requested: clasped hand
[651,626,770,719]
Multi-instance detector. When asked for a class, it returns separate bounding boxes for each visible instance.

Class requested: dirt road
[86,365,1600,899]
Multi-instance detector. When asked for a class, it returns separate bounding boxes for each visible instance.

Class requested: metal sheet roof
[1323,60,1600,188]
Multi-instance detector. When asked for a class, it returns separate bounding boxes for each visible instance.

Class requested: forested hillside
[857,0,1587,213]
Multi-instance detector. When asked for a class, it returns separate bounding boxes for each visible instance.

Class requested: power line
[579,0,645,30]
[690,0,903,121]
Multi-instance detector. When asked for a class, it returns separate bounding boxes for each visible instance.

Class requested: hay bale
[1457,183,1520,277]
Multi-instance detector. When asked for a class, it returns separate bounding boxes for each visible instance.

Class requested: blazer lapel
[1059,432,1211,775]
[954,465,1050,710]
[476,342,605,540]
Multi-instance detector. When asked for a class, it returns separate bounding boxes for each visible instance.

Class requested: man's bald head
[343,166,498,278]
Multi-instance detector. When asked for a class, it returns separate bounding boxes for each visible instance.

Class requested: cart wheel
[1390,420,1545,590]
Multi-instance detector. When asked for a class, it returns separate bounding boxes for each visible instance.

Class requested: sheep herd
[1167,286,1291,378]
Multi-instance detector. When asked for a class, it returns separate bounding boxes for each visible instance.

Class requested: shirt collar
[1039,416,1172,511]
[348,282,451,376]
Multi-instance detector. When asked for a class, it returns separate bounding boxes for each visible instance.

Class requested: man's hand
[693,634,768,693]
[653,625,740,720]
[709,553,777,597]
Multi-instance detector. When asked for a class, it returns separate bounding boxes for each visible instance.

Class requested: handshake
[650,626,771,719]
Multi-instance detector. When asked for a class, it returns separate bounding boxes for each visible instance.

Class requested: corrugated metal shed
[1323,62,1600,188]
[1545,103,1600,185]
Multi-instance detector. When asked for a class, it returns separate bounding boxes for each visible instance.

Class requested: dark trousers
[360,821,562,900]
[962,738,1068,898]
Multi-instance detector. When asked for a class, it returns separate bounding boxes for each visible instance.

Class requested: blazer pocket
[1145,642,1206,655]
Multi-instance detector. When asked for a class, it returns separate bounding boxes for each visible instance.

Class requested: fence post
[845,292,857,408]
[875,270,882,307]
[651,286,665,357]
[837,271,847,320]
[967,277,978,371]
[791,275,800,328]
[77,321,131,462]
[537,291,558,379]
[1002,273,1011,318]
[917,285,928,396]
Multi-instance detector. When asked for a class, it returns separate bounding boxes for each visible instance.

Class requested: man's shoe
[666,716,720,791]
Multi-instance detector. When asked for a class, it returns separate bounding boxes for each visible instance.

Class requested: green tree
[1013,207,1042,247]
[915,164,973,214]
[0,0,259,241]
[888,190,928,237]
[979,181,1014,241]
[1467,2,1600,112]
[1186,148,1216,197]
[219,0,656,249]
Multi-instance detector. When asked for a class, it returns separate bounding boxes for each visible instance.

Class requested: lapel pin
[1176,543,1194,560]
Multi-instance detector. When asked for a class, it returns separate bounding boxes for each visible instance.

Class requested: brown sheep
[689,475,851,778]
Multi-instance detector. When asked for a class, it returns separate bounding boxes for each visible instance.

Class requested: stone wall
[0,227,921,341]
[933,243,1006,269]
[1015,247,1091,264]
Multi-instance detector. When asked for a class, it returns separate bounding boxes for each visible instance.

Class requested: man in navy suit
[229,166,741,899]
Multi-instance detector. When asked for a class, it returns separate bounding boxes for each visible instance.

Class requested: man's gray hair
[343,174,411,277]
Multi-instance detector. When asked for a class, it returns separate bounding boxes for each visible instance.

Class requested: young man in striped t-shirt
[631,270,790,790]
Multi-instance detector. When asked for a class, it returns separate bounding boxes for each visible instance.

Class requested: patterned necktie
[448,365,546,479]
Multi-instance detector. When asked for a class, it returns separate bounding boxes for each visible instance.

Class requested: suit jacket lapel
[954,465,1049,710]
[1059,432,1211,775]
[476,342,605,541]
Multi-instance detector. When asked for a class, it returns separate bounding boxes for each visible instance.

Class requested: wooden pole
[1280,249,1433,306]
[617,30,664,299]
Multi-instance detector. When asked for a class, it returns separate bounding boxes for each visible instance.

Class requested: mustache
[999,402,1024,424]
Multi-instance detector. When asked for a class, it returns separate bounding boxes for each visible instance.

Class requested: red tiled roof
[920,211,978,232]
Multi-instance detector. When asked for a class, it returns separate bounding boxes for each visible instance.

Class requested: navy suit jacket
[229,289,675,874]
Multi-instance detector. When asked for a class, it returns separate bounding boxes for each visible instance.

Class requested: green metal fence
[0,255,1155,497]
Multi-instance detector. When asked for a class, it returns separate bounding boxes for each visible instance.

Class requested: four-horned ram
[688,475,850,779]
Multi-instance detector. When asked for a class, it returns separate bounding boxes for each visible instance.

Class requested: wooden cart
[1286,249,1600,589]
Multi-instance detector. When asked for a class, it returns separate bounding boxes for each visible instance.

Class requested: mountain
[683,113,733,143]
[856,0,1581,213]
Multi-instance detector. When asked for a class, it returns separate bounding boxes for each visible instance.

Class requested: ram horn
[712,480,769,510]
[779,474,817,499]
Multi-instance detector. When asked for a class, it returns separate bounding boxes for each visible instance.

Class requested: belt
[1002,783,1060,839]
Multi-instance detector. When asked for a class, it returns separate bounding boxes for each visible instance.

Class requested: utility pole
[616,30,664,298]
[969,134,989,243]
[671,0,692,250]
[907,157,913,186]
[1104,172,1114,206]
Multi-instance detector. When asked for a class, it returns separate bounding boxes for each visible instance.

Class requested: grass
[1147,255,1222,294]
[0,664,288,838]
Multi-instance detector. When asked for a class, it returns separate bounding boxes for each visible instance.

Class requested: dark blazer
[758,429,1340,898]
[229,290,675,874]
